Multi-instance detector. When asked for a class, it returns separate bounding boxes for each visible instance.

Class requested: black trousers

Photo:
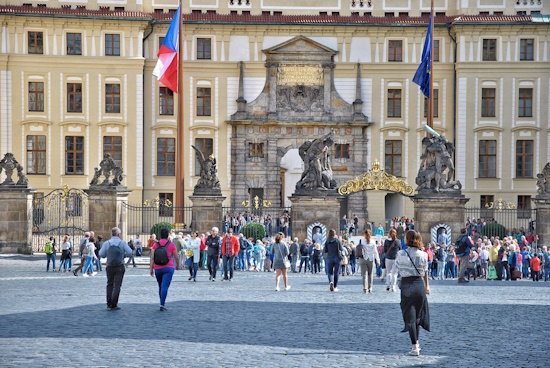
[207,254,218,279]
[106,264,125,308]
[222,256,234,280]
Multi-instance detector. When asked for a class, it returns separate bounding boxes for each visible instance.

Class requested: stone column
[0,188,34,254]
[533,195,550,248]
[86,187,131,240]
[189,195,226,234]
[290,191,343,242]
[411,194,470,245]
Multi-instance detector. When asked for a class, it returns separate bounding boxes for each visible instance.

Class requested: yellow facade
[1,1,549,227]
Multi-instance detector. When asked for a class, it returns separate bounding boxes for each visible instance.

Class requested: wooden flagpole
[175,0,185,219]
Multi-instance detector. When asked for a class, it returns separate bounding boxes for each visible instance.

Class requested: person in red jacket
[221,228,240,281]
[530,253,541,282]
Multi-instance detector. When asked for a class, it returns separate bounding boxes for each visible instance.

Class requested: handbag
[186,249,193,257]
[398,249,422,289]
[277,243,290,269]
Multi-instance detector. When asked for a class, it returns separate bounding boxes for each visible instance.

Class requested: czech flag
[153,5,180,93]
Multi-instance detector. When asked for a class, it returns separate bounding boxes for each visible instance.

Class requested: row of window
[387,87,534,119]
[383,139,535,179]
[26,135,122,175]
[28,82,120,113]
[28,83,209,117]
[25,32,537,62]
[27,31,120,56]
[24,134,535,179]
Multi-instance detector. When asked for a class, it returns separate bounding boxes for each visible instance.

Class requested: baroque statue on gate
[192,145,221,194]
[416,134,462,194]
[536,162,550,195]
[0,153,28,187]
[90,153,124,187]
[296,128,338,191]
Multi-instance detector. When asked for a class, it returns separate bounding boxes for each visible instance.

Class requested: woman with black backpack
[384,229,401,292]
[149,228,179,311]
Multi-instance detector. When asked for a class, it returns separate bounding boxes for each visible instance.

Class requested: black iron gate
[124,199,192,238]
[222,205,292,240]
[464,206,537,239]
[32,186,89,252]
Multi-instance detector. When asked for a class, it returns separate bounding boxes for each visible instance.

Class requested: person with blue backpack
[99,227,134,311]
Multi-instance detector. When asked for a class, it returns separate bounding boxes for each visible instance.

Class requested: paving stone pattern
[0,255,549,368]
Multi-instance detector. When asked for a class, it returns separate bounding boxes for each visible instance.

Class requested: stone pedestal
[533,195,550,248]
[86,187,132,240]
[189,195,226,233]
[411,194,470,245]
[0,188,34,254]
[290,190,343,242]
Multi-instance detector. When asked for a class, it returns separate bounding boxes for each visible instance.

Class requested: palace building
[0,0,549,227]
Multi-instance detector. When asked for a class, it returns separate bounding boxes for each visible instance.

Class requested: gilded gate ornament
[338,159,414,196]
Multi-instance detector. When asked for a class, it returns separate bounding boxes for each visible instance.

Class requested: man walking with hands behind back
[99,227,133,310]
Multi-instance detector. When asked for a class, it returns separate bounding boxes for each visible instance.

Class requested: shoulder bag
[397,249,422,289]
[277,243,290,269]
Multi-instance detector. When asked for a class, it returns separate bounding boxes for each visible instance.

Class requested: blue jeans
[427,261,432,278]
[46,253,56,271]
[522,261,530,278]
[238,253,245,270]
[299,256,309,273]
[257,258,264,271]
[245,252,252,269]
[188,262,198,279]
[309,256,315,273]
[445,261,455,278]
[84,256,95,274]
[96,257,102,271]
[326,257,341,288]
[155,267,174,306]
[544,267,550,282]
[350,259,357,274]
[437,260,445,279]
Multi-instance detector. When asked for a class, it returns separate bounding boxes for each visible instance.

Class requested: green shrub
[241,222,266,241]
[150,222,174,240]
[481,222,507,239]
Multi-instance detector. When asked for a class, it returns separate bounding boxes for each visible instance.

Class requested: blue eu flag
[413,13,433,98]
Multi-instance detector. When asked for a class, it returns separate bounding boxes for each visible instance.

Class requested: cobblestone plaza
[0,256,548,368]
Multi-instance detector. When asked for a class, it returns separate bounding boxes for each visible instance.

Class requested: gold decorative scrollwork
[337,159,415,197]
[485,198,516,211]
[242,196,272,210]
[143,196,173,210]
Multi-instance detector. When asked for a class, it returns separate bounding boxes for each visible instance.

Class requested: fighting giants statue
[416,130,462,194]
[536,163,550,195]
[90,153,124,187]
[296,128,337,191]
[192,145,221,195]
[0,153,28,186]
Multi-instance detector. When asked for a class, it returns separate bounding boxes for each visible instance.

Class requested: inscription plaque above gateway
[277,64,324,86]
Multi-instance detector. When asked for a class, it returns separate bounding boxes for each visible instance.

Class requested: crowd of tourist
[223,210,291,238]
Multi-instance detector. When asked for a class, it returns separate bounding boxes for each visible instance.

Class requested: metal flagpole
[428,0,434,132]
[175,0,185,220]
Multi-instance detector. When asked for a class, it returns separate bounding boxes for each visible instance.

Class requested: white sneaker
[275,286,280,292]
[333,287,339,292]
[392,286,396,292]
[92,272,97,276]
[285,285,291,291]
[329,282,334,292]
[408,347,420,356]
[82,274,89,277]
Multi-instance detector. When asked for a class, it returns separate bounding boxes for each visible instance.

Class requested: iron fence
[464,207,537,239]
[125,202,193,239]
[221,206,292,240]
[32,187,89,252]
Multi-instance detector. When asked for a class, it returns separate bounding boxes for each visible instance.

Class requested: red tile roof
[0,5,535,25]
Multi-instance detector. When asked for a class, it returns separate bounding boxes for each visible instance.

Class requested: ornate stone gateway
[32,185,89,252]
[338,159,414,197]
